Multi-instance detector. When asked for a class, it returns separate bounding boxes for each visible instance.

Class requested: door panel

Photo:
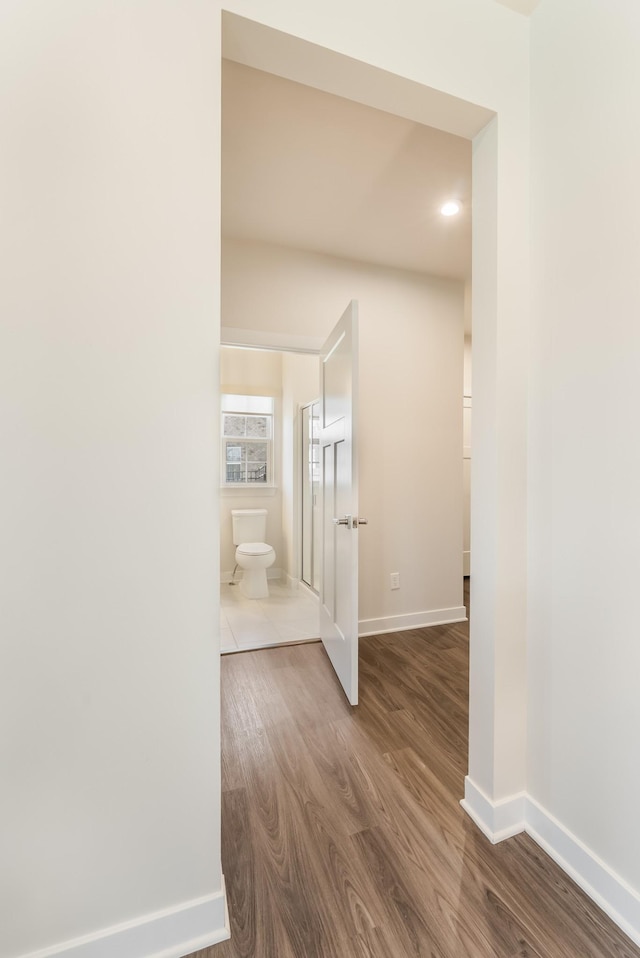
[319,301,359,705]
[463,395,472,577]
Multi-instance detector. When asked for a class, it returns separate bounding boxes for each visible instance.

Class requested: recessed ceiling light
[440,201,461,217]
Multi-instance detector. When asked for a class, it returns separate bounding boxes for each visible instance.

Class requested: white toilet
[231,509,276,599]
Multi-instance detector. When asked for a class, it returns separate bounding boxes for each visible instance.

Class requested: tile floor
[220,580,320,654]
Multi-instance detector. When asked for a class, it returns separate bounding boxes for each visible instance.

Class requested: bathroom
[219,344,322,653]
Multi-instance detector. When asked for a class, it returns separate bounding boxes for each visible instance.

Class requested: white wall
[1,2,532,956]
[223,238,465,629]
[529,0,640,906]
[0,3,224,957]
[220,347,283,577]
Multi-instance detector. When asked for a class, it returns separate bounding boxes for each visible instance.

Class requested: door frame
[219,12,530,817]
[219,331,323,597]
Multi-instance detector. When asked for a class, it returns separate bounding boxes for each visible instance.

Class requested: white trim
[282,572,300,591]
[220,485,278,498]
[221,326,323,354]
[358,607,467,637]
[18,881,229,958]
[526,797,640,951]
[460,776,526,843]
[221,567,283,585]
[461,785,640,949]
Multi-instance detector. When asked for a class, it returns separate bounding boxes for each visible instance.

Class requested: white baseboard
[461,782,640,949]
[221,567,283,585]
[20,880,229,958]
[359,606,467,638]
[526,797,640,950]
[460,776,526,843]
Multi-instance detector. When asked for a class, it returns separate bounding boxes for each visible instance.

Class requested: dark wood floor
[191,586,640,958]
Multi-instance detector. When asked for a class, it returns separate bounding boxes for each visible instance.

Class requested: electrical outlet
[390,572,400,590]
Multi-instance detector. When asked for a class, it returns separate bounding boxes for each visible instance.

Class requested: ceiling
[222,60,472,282]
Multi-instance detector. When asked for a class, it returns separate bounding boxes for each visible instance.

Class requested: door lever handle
[332,516,368,528]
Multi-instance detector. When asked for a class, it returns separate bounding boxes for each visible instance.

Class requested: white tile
[220,583,248,605]
[259,597,319,621]
[218,581,321,653]
[273,619,321,643]
[224,608,268,631]
[266,583,297,597]
[219,627,238,653]
[233,621,282,648]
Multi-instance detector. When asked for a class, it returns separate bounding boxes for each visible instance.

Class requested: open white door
[319,301,362,705]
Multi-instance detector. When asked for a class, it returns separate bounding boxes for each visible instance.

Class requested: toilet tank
[231,508,267,545]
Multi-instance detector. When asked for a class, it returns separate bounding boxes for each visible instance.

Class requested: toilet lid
[236,542,273,556]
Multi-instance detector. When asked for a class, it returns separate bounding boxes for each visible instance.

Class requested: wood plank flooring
[190,589,640,958]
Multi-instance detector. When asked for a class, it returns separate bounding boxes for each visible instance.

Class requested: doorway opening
[216,8,535,926]
[218,11,506,780]
[220,52,472,663]
[219,296,362,714]
[219,342,321,654]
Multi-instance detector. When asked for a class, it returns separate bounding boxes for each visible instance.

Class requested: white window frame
[220,394,275,489]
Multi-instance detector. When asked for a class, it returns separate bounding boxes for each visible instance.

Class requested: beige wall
[223,237,465,628]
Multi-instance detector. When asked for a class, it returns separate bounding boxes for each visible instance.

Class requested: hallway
[194,605,640,958]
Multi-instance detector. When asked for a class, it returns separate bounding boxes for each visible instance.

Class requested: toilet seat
[236,542,273,557]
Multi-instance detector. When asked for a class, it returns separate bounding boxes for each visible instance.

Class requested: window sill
[220,485,278,497]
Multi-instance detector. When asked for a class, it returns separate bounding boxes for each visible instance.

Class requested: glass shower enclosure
[301,400,321,592]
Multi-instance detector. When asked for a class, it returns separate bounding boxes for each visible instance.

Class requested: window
[221,394,274,486]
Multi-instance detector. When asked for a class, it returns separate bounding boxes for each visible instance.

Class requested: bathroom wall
[222,236,465,632]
